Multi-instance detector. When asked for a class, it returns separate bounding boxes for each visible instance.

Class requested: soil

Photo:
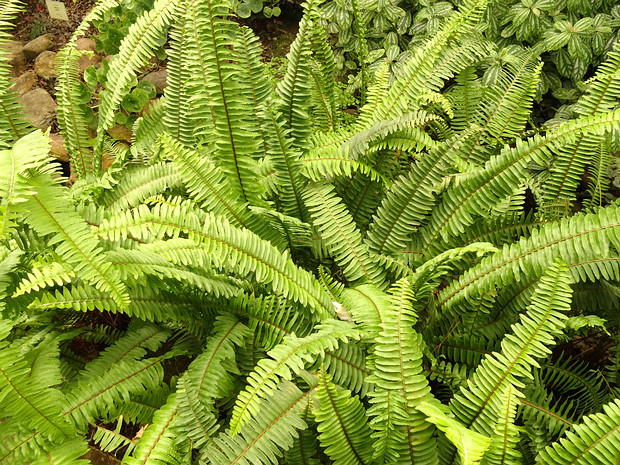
[12,0,98,48]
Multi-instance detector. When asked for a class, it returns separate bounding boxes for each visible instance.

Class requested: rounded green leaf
[248,0,263,14]
[74,81,93,105]
[84,65,98,90]
[237,2,251,18]
[263,6,272,18]
[137,80,157,99]
[272,6,281,16]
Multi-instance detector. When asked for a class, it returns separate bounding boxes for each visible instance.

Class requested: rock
[34,51,59,80]
[0,40,26,77]
[76,37,97,52]
[107,124,133,143]
[49,133,69,162]
[19,88,56,130]
[10,70,37,95]
[142,69,167,95]
[23,33,54,60]
[78,53,101,75]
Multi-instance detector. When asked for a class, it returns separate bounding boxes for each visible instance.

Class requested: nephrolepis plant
[2,0,620,463]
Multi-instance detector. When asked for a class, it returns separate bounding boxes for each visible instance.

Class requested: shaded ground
[12,0,97,48]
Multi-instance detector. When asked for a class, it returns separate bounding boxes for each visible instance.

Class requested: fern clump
[2,0,620,463]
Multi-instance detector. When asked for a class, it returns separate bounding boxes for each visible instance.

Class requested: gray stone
[107,124,133,143]
[10,70,37,95]
[50,133,69,163]
[34,51,58,80]
[76,37,97,52]
[23,33,54,60]
[19,88,56,130]
[142,69,167,95]
[0,40,26,77]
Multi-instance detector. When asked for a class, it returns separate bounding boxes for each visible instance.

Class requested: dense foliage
[1,0,620,464]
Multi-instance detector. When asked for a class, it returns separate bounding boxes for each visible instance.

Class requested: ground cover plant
[2,0,620,464]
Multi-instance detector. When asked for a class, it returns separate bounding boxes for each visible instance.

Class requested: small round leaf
[272,6,281,16]
[238,3,251,18]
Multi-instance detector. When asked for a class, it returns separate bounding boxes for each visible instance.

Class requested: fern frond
[207,381,314,465]
[480,384,522,465]
[538,398,620,465]
[367,277,438,464]
[448,261,572,436]
[230,319,363,435]
[30,438,89,465]
[17,175,129,307]
[304,181,386,286]
[312,368,374,465]
[584,138,612,210]
[275,0,317,148]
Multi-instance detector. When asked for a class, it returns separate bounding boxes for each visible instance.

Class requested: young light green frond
[480,385,522,465]
[207,381,313,465]
[101,162,183,213]
[132,98,166,157]
[313,368,374,465]
[367,277,438,464]
[323,342,370,396]
[338,284,390,337]
[538,398,620,465]
[418,400,491,465]
[448,261,573,436]
[13,261,73,297]
[17,175,129,307]
[304,181,386,286]
[123,392,187,465]
[94,0,179,169]
[230,319,363,435]
[309,7,338,129]
[573,43,620,118]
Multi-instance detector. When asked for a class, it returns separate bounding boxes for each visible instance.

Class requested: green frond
[98,203,332,316]
[13,261,74,297]
[538,398,620,465]
[480,385,522,465]
[183,313,249,405]
[584,138,612,210]
[304,181,386,286]
[448,261,573,436]
[101,162,183,212]
[414,110,620,260]
[31,438,89,465]
[132,98,166,157]
[284,426,322,465]
[230,319,363,435]
[206,381,314,465]
[338,284,390,337]
[123,392,188,465]
[158,134,284,246]
[229,293,313,350]
[370,0,488,123]
[16,175,129,307]
[275,0,317,148]
[188,0,264,205]
[312,368,374,465]
[63,353,172,424]
[162,11,193,146]
[323,342,370,397]
[366,129,478,255]
[309,8,338,130]
[0,341,74,442]
[91,420,136,457]
[439,206,620,316]
[94,0,178,170]
[367,277,438,464]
